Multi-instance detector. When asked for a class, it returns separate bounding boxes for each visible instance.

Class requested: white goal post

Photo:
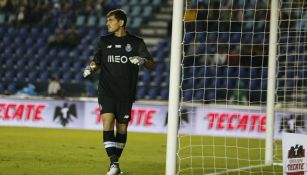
[166,0,307,174]
[265,0,279,166]
[166,0,184,174]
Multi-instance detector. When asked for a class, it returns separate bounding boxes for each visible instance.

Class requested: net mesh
[177,0,306,174]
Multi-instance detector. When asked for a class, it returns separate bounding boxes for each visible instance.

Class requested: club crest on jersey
[125,44,132,52]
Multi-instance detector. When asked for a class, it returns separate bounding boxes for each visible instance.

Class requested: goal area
[166,0,307,174]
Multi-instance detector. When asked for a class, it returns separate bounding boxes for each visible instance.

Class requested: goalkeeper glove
[83,63,97,78]
[83,65,92,78]
[129,56,147,66]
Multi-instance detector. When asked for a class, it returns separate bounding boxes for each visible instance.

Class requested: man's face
[106,15,123,33]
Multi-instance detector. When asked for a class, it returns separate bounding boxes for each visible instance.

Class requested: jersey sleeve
[138,39,152,60]
[93,37,103,65]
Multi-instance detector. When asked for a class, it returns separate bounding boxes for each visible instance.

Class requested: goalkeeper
[83,9,156,175]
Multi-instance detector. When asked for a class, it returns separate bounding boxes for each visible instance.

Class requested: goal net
[175,0,307,174]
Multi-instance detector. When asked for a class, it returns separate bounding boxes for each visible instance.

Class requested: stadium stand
[0,0,170,99]
[1,0,305,105]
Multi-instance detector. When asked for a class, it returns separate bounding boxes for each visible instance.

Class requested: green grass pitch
[0,127,166,175]
[0,127,282,175]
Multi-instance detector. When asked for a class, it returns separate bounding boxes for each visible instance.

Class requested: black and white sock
[103,130,118,163]
[115,132,127,158]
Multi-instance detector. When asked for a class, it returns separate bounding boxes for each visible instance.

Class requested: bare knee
[102,113,115,131]
[116,122,128,134]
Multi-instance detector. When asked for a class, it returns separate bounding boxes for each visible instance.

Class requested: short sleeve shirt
[93,33,152,101]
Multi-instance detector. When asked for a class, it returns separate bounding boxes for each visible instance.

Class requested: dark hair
[107,9,127,27]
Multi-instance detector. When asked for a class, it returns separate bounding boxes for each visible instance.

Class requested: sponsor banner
[83,100,101,130]
[276,113,307,139]
[1,97,307,140]
[195,107,307,139]
[195,107,267,138]
[282,133,307,175]
[128,104,167,133]
[83,101,196,134]
[176,107,197,134]
[84,101,169,132]
[0,98,84,129]
[0,97,196,134]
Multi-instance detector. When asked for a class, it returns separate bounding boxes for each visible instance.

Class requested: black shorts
[98,96,133,124]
